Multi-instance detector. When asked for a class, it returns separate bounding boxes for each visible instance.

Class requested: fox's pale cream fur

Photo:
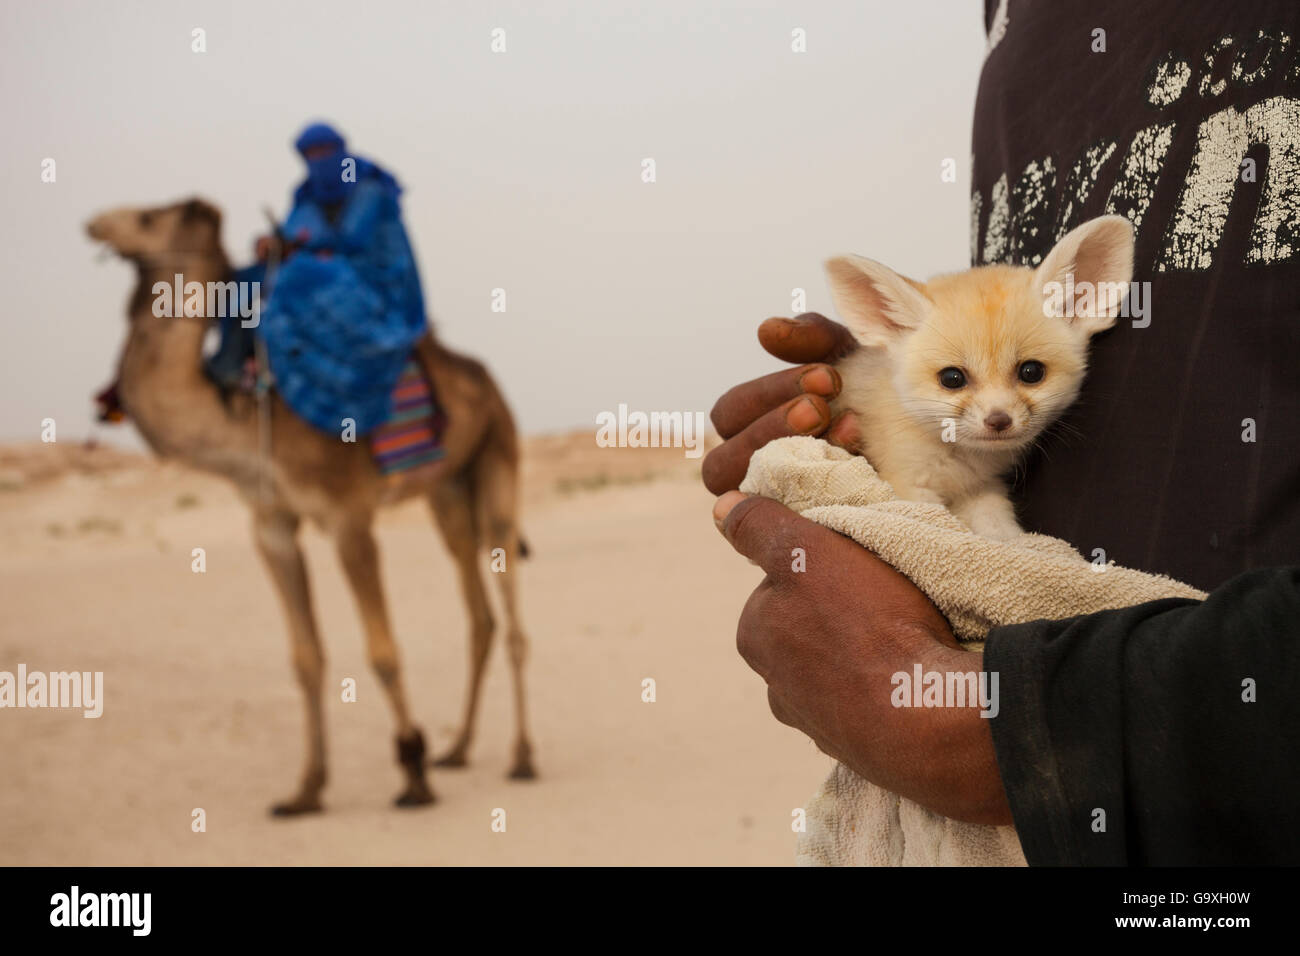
[827,216,1134,540]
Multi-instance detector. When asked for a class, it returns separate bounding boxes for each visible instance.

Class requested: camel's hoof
[507,761,538,781]
[433,749,468,769]
[270,796,323,817]
[395,784,437,808]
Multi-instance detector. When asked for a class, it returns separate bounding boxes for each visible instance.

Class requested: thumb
[757,313,857,364]
[713,492,837,580]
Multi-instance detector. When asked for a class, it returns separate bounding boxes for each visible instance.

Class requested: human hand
[713,491,1013,826]
[702,314,862,495]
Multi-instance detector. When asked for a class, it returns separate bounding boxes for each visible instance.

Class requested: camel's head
[86,197,222,264]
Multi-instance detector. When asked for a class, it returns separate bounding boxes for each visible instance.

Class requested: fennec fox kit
[826,215,1134,540]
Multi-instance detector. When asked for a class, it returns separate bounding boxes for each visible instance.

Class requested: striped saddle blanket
[369,357,447,475]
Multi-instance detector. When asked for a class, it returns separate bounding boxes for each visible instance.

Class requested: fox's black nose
[985,410,1012,432]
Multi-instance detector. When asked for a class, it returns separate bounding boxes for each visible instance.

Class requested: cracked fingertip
[828,411,862,451]
[798,364,841,398]
[713,491,748,530]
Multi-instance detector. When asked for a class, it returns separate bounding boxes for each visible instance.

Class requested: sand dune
[0,433,831,865]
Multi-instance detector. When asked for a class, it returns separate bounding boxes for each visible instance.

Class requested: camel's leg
[428,475,495,768]
[253,509,327,816]
[335,519,435,807]
[476,443,537,781]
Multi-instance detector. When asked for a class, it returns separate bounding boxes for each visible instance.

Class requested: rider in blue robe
[208,123,429,436]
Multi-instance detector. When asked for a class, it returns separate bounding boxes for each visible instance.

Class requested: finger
[766,686,798,728]
[826,411,863,454]
[721,491,964,654]
[757,314,857,364]
[714,493,839,581]
[710,363,840,438]
[764,688,844,763]
[702,395,831,495]
[734,576,775,676]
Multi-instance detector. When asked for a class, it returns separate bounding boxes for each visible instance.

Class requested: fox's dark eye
[139,211,154,228]
[1018,360,1045,384]
[938,367,966,389]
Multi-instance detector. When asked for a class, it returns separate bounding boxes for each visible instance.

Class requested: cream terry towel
[739,437,1206,867]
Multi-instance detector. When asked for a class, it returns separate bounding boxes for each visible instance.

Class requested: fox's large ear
[1035,215,1133,336]
[825,255,931,348]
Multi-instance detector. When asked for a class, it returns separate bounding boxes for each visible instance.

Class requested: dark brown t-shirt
[972,0,1300,591]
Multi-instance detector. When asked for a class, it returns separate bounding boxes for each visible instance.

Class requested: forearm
[907,644,1014,826]
[985,566,1300,865]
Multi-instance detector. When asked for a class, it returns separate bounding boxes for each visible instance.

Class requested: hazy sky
[1,0,984,444]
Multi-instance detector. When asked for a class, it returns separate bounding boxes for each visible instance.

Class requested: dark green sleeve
[984,566,1300,865]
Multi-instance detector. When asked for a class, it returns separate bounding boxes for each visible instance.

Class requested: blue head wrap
[293,122,402,206]
[295,123,348,204]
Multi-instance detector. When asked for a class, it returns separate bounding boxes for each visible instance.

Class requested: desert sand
[0,433,832,865]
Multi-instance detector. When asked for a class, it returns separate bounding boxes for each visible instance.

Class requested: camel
[86,197,536,815]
